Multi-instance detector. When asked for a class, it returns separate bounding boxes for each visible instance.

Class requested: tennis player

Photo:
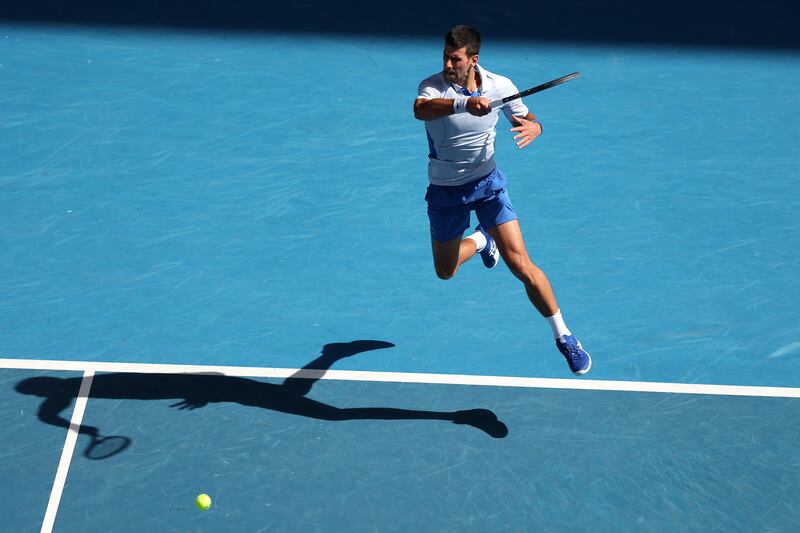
[414,25,591,374]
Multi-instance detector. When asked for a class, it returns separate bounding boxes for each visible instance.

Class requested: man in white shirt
[413,25,591,375]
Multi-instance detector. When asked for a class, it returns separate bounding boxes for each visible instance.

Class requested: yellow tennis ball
[195,493,211,511]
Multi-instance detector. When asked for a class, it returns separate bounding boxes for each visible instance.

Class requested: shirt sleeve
[417,76,444,100]
[499,81,530,121]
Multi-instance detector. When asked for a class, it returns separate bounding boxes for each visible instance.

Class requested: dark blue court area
[2,0,800,530]
[4,367,799,531]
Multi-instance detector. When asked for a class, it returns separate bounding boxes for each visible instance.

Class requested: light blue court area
[2,26,800,386]
[1,369,796,531]
[3,25,800,387]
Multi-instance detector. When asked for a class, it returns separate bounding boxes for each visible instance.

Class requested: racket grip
[489,99,504,109]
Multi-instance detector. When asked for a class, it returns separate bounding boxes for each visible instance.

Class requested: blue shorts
[425,167,517,242]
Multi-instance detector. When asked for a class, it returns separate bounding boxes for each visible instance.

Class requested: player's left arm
[500,78,542,149]
[509,113,543,150]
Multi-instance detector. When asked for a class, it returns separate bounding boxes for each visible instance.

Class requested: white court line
[40,369,95,533]
[2,358,800,398]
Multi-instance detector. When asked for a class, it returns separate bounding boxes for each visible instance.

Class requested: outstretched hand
[510,115,542,149]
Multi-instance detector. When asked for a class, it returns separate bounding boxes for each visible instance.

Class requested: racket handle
[489,99,504,109]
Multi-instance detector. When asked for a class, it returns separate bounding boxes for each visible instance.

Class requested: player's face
[443,45,477,86]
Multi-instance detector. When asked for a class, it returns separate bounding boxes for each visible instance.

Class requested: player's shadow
[15,340,508,459]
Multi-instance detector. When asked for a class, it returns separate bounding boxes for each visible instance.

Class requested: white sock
[546,309,572,339]
[465,230,487,252]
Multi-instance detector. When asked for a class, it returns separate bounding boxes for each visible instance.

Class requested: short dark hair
[445,25,481,57]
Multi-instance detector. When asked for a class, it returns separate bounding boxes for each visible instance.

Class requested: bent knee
[504,252,530,273]
[506,255,539,282]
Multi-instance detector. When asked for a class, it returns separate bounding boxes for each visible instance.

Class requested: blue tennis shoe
[556,335,592,375]
[476,225,499,268]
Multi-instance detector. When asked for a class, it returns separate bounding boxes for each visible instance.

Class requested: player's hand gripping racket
[489,72,580,109]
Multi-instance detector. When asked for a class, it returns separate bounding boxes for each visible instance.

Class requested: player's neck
[466,66,481,93]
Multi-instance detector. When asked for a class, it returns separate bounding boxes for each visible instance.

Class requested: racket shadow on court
[15,340,508,459]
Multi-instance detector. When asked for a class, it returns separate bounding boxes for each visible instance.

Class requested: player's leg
[487,220,591,374]
[426,181,490,280]
[486,219,557,317]
[431,235,476,280]
[473,168,591,375]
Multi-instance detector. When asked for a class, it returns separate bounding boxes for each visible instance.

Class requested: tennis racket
[489,72,580,109]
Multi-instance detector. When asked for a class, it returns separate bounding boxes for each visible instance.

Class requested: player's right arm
[413,97,454,121]
[414,97,492,120]
[414,75,490,121]
[413,97,492,120]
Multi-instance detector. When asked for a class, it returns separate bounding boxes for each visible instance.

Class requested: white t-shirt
[416,64,529,186]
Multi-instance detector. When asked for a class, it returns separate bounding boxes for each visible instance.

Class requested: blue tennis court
[2,2,800,530]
